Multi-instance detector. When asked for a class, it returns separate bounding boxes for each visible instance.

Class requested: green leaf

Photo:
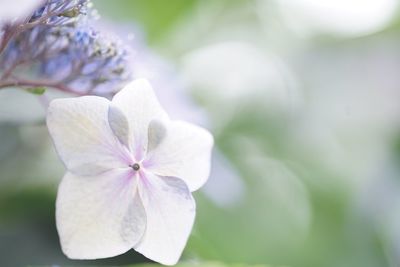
[26,87,46,95]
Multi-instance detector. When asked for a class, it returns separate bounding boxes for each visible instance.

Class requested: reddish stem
[0,78,84,96]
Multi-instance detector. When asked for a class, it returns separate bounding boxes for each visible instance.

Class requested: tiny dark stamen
[131,163,140,171]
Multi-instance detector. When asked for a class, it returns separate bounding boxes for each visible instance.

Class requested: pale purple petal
[135,172,195,265]
[145,120,214,192]
[56,169,146,259]
[111,79,169,161]
[47,96,132,175]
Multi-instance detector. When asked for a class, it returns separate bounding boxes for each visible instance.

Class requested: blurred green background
[2,0,400,266]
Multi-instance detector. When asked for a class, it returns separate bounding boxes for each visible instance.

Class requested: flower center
[130,163,140,171]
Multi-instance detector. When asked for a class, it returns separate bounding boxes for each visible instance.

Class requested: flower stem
[0,77,84,96]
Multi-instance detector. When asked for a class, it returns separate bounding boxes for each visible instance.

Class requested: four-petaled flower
[46,79,214,265]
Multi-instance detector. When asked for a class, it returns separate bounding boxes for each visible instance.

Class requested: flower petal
[47,96,132,175]
[147,119,167,152]
[112,79,169,160]
[108,104,131,148]
[145,120,214,191]
[56,169,146,259]
[135,172,196,265]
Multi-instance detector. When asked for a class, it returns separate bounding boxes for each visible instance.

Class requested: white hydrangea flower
[46,79,214,265]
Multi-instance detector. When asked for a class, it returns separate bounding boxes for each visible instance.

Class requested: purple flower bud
[0,0,132,97]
